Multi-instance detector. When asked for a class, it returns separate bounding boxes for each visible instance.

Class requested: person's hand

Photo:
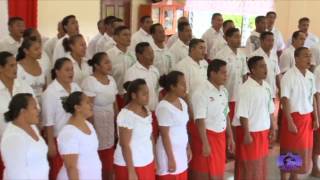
[243,133,253,144]
[167,157,176,173]
[288,121,298,134]
[313,119,319,130]
[202,143,211,157]
[128,168,138,180]
[227,136,235,154]
[187,145,192,162]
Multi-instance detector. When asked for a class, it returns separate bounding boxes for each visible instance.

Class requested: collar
[186,56,203,67]
[256,47,270,57]
[151,40,166,51]
[247,76,264,87]
[139,28,150,36]
[225,46,238,56]
[51,79,70,92]
[113,45,128,55]
[177,38,189,49]
[251,30,261,37]
[292,66,312,78]
[6,35,22,45]
[211,27,223,35]
[289,45,296,51]
[206,80,223,93]
[135,61,152,71]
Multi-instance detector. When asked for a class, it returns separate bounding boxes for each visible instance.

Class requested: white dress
[156,99,189,175]
[1,123,49,180]
[57,121,102,180]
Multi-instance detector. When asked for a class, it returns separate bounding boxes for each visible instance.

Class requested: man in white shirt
[280,47,318,179]
[208,20,235,61]
[44,22,66,62]
[233,56,276,180]
[169,22,192,65]
[86,19,105,58]
[166,16,189,48]
[102,18,125,53]
[266,11,285,56]
[215,28,248,120]
[0,17,25,55]
[129,16,153,51]
[190,60,234,179]
[202,13,224,57]
[245,16,267,56]
[311,42,320,68]
[150,23,174,75]
[279,31,306,74]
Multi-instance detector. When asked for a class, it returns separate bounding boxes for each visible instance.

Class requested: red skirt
[49,139,63,180]
[280,112,313,173]
[114,162,156,180]
[228,101,236,121]
[156,170,188,180]
[98,147,115,173]
[235,127,269,180]
[116,94,125,110]
[190,128,226,178]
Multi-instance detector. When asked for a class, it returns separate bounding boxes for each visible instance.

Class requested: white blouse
[1,123,49,180]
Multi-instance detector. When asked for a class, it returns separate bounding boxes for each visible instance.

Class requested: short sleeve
[155,104,174,126]
[41,90,56,127]
[117,110,134,129]
[280,73,292,99]
[191,88,208,120]
[236,86,251,119]
[279,52,291,73]
[109,76,119,95]
[57,128,79,155]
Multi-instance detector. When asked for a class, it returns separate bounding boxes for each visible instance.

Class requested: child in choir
[81,52,118,180]
[156,71,191,179]
[41,57,81,180]
[1,93,49,179]
[190,60,235,180]
[57,91,102,180]
[114,79,155,180]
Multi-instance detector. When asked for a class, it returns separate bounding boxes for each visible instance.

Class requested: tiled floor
[224,144,320,180]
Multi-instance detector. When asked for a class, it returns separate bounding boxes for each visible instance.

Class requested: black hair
[266,11,277,17]
[62,34,84,52]
[4,93,33,122]
[140,16,151,24]
[225,28,239,38]
[23,28,37,39]
[189,38,205,53]
[103,16,117,26]
[16,37,39,61]
[211,13,222,20]
[123,79,147,105]
[178,22,190,32]
[294,47,309,58]
[223,20,233,28]
[207,59,227,79]
[159,71,184,91]
[0,51,14,67]
[135,42,150,55]
[247,56,264,72]
[87,52,107,72]
[61,15,76,33]
[111,18,123,27]
[8,16,24,26]
[97,19,104,27]
[114,25,129,36]
[292,30,304,40]
[51,57,72,80]
[255,16,266,24]
[150,23,162,34]
[299,17,310,24]
[260,31,274,41]
[62,91,84,114]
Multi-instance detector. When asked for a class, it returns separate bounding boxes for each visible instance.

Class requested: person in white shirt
[279,31,306,74]
[86,19,105,58]
[265,11,285,56]
[102,18,125,53]
[0,17,25,55]
[41,57,81,180]
[107,26,136,108]
[156,71,191,179]
[129,16,153,51]
[150,23,174,76]
[215,28,248,120]
[208,20,235,61]
[2,93,49,180]
[166,16,189,48]
[44,22,66,62]
[201,13,224,56]
[311,42,320,68]
[52,15,80,62]
[312,64,320,177]
[62,34,92,85]
[114,79,155,180]
[81,52,118,180]
[245,16,267,56]
[191,60,235,180]
[169,22,192,65]
[250,31,280,99]
[57,91,101,180]
[232,56,276,180]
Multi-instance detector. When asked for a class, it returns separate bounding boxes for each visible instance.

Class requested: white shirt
[103,38,117,52]
[41,79,81,137]
[311,42,320,66]
[66,53,92,85]
[151,41,174,75]
[81,75,118,150]
[1,123,49,180]
[314,65,320,93]
[166,33,178,48]
[245,31,261,56]
[287,32,319,48]
[57,121,101,180]
[174,56,208,96]
[215,46,248,101]
[208,36,227,60]
[107,46,137,94]
[270,27,285,53]
[114,108,153,167]
[129,28,153,51]
[281,66,315,114]
[0,79,34,136]
[96,33,112,53]
[233,77,275,132]
[39,51,52,80]
[156,99,189,175]
[201,27,224,55]
[279,45,296,73]
[169,38,189,65]
[124,62,160,111]
[87,33,104,58]
[192,81,229,132]
[44,36,59,62]
[250,48,280,98]
[0,35,23,55]
[52,35,69,62]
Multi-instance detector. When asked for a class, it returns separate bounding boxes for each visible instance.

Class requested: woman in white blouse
[57,91,101,180]
[1,93,49,179]
[114,79,155,180]
[81,52,118,180]
[156,71,191,179]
